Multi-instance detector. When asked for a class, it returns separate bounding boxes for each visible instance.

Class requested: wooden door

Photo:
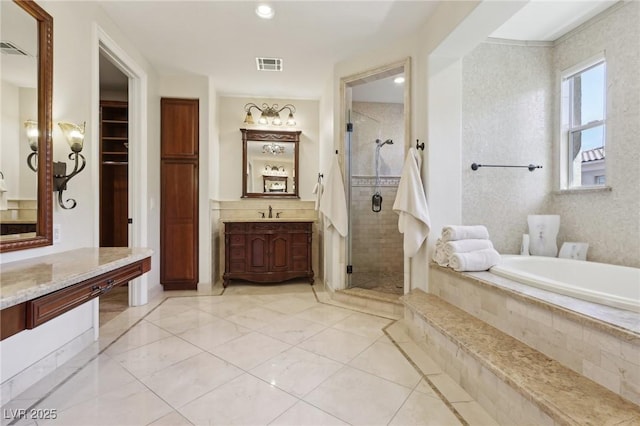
[160,98,198,290]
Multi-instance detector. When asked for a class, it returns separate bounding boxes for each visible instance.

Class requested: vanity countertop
[221,218,316,223]
[0,247,152,310]
[0,220,37,224]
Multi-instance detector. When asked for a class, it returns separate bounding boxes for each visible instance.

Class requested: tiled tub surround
[427,264,640,406]
[402,290,640,425]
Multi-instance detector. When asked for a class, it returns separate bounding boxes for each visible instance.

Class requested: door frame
[92,24,149,306]
[339,57,412,294]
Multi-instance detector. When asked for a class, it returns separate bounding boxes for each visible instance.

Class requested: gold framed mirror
[0,0,53,252]
[241,128,301,199]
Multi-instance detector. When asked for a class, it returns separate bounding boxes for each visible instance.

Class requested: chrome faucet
[268,205,273,218]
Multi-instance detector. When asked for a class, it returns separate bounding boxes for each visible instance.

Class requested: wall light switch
[53,224,61,243]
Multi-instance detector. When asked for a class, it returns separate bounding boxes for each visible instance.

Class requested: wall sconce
[244,103,296,126]
[54,121,86,209]
[24,120,39,172]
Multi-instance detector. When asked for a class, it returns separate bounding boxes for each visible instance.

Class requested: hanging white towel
[392,147,431,257]
[319,155,348,237]
[313,182,323,211]
[0,176,7,211]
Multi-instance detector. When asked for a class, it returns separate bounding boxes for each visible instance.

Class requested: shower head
[375,138,394,146]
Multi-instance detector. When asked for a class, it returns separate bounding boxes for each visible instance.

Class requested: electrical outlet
[53,224,61,243]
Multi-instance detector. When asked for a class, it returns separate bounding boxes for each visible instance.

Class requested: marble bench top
[0,247,152,310]
[402,289,640,425]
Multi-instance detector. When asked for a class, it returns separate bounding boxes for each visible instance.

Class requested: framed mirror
[0,0,53,252]
[241,128,301,199]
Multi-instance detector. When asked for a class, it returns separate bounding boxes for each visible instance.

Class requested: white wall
[330,0,514,292]
[0,0,159,263]
[1,81,21,198]
[0,0,160,400]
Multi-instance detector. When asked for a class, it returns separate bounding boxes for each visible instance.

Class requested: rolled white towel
[442,225,489,242]
[443,239,494,257]
[449,248,501,272]
[432,239,448,266]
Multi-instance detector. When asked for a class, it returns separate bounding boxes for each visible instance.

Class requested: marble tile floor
[99,286,130,326]
[2,281,495,426]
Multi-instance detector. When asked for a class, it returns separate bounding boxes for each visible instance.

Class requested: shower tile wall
[349,101,405,292]
[351,177,403,276]
[352,102,404,176]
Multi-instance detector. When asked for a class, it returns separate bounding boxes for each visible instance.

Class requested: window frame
[559,53,607,190]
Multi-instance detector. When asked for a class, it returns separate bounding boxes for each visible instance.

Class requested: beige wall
[215,96,320,202]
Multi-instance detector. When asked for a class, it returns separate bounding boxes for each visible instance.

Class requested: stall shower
[347,104,404,295]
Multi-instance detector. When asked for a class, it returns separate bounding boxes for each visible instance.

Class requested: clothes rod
[471,163,542,172]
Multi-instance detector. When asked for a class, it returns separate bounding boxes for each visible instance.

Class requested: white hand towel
[319,155,348,237]
[443,239,494,257]
[313,182,323,211]
[449,248,501,272]
[432,238,449,266]
[0,177,7,211]
[442,225,489,242]
[392,147,431,257]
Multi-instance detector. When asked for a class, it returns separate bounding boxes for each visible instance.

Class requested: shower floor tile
[350,271,404,295]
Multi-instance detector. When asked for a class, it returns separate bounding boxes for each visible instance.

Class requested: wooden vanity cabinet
[224,221,314,287]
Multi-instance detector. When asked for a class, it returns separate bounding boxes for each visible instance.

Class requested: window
[560,57,606,188]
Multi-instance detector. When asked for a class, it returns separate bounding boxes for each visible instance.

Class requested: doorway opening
[341,58,411,297]
[98,51,130,325]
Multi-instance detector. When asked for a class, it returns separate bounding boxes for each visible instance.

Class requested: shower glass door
[346,104,404,295]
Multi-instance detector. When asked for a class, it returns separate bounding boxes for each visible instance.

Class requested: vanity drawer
[26,258,151,328]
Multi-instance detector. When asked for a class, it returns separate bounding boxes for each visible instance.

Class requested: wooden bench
[402,290,640,425]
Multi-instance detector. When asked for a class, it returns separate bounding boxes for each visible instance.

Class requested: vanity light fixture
[255,4,275,19]
[244,103,296,126]
[54,121,86,209]
[263,143,285,156]
[24,120,39,172]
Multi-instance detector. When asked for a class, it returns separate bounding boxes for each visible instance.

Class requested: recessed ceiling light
[394,76,405,84]
[255,4,275,19]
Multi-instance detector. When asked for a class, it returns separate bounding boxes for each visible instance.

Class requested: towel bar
[471,163,542,172]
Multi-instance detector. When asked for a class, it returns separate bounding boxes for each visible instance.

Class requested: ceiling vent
[0,41,31,56]
[256,57,283,72]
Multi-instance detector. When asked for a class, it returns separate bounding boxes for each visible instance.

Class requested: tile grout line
[6,297,173,426]
[382,321,470,426]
